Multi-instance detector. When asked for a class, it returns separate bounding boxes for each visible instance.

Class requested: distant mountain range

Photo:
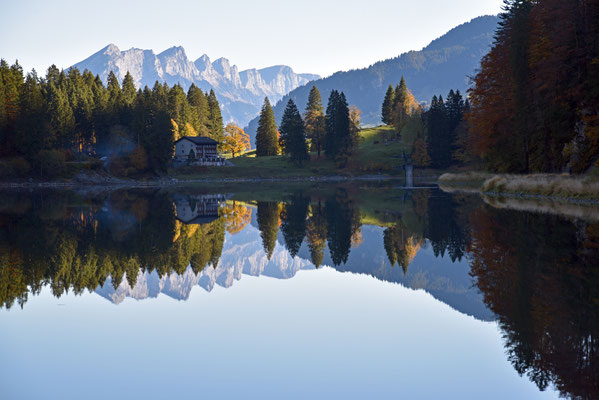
[71,44,320,127]
[246,15,499,142]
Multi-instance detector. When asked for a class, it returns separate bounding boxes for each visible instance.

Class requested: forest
[376,0,599,176]
[466,0,599,173]
[0,63,225,177]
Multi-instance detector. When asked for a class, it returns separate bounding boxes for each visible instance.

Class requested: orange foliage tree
[222,124,250,157]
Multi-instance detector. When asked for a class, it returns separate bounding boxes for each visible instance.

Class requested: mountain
[71,45,320,127]
[246,15,499,141]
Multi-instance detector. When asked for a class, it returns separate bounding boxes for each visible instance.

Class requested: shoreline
[439,172,599,202]
[0,174,411,189]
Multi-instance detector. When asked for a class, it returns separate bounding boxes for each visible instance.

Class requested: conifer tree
[15,72,44,157]
[324,90,340,157]
[306,202,327,267]
[381,84,395,125]
[257,201,280,259]
[324,91,351,162]
[392,76,410,134]
[255,97,278,156]
[304,86,326,157]
[280,193,309,258]
[279,99,308,166]
[106,71,121,109]
[187,84,209,135]
[121,71,137,107]
[206,89,223,143]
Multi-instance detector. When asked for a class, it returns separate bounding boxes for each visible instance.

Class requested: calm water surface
[0,185,597,399]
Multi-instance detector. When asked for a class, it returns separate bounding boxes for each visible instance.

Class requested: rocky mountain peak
[71,45,320,127]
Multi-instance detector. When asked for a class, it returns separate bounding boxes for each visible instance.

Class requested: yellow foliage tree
[222,124,251,157]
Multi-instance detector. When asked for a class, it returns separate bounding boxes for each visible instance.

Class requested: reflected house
[174,194,226,224]
[174,136,226,166]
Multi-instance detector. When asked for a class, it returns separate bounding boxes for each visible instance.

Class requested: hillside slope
[246,15,498,142]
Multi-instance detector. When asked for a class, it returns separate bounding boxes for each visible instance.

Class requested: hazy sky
[1,0,502,77]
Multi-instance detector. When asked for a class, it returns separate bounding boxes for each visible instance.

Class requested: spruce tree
[206,89,223,142]
[121,71,137,107]
[336,92,351,157]
[187,84,209,135]
[255,97,278,156]
[381,84,395,125]
[304,86,326,157]
[324,90,339,157]
[392,76,410,134]
[280,193,309,258]
[106,71,121,109]
[279,99,308,166]
[306,202,327,267]
[257,201,280,259]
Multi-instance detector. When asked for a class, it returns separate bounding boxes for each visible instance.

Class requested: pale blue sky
[1,0,502,77]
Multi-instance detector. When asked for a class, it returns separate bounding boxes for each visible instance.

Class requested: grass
[438,171,599,200]
[171,125,411,180]
[482,174,599,199]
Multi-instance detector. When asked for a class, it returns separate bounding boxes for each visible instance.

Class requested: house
[174,136,219,162]
[173,194,226,225]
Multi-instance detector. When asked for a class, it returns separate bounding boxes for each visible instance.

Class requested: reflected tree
[280,193,309,258]
[257,201,280,260]
[306,201,327,267]
[325,190,361,266]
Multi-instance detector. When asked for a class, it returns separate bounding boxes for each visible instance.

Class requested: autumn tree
[222,124,250,157]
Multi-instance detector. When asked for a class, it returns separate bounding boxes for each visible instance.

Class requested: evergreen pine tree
[187,84,209,136]
[206,89,223,143]
[304,86,326,157]
[306,202,327,267]
[381,84,395,125]
[257,201,280,259]
[15,72,45,157]
[279,99,308,166]
[255,97,278,156]
[392,76,410,134]
[280,193,309,258]
[121,71,137,107]
[324,90,340,158]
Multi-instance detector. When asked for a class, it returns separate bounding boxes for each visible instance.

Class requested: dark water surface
[1,184,597,399]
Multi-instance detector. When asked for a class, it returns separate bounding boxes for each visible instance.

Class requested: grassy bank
[171,126,409,180]
[439,172,599,200]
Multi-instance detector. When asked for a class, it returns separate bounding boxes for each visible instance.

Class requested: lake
[0,183,597,399]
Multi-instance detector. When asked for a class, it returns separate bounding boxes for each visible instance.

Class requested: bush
[37,150,66,178]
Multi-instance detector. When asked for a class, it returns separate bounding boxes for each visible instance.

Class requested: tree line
[466,0,599,173]
[255,86,360,166]
[0,62,226,177]
[380,76,469,169]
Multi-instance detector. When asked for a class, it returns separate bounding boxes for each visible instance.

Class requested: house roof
[175,136,218,145]
[176,215,219,225]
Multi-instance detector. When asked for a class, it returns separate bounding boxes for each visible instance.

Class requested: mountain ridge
[71,44,321,127]
[245,15,499,143]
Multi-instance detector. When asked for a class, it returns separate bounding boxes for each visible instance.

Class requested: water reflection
[0,186,597,398]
